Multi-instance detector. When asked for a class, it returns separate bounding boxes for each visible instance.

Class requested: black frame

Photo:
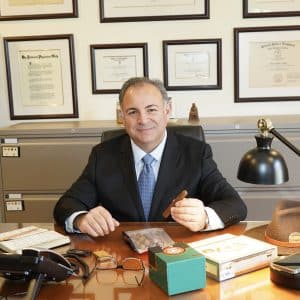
[163,39,222,91]
[0,0,78,21]
[99,0,209,22]
[4,34,78,120]
[90,43,148,94]
[243,0,300,18]
[234,25,300,103]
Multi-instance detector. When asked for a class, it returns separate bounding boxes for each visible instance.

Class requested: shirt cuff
[202,207,224,231]
[65,211,87,233]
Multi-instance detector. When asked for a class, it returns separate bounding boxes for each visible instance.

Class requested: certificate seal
[163,246,185,255]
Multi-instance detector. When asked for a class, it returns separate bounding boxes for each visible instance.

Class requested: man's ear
[165,100,172,117]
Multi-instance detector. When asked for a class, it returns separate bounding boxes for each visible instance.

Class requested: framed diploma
[163,39,222,90]
[90,43,148,94]
[4,34,78,119]
[0,0,78,21]
[99,0,209,22]
[234,26,300,102]
[243,0,300,18]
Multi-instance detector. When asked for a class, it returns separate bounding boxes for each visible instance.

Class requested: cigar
[162,190,188,218]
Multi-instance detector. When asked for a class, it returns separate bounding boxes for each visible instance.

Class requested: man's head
[119,77,171,153]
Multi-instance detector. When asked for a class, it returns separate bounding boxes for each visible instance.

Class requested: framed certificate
[0,0,78,21]
[99,0,209,22]
[243,0,300,18]
[163,39,222,90]
[90,43,148,94]
[234,26,300,102]
[4,34,78,119]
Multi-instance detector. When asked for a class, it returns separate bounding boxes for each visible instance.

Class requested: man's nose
[137,111,148,123]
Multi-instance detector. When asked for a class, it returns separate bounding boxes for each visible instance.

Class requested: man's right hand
[74,206,120,237]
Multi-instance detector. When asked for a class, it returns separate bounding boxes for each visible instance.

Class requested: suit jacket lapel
[119,136,145,220]
[149,133,181,220]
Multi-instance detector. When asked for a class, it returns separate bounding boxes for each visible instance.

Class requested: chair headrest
[101,124,205,142]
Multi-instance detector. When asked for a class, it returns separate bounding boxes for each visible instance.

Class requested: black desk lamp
[237,118,300,185]
[238,119,300,289]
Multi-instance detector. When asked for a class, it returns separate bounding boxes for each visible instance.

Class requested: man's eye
[148,108,158,113]
[127,111,137,115]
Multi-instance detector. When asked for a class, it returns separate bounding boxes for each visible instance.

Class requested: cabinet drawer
[1,137,98,190]
[237,188,300,221]
[4,193,61,222]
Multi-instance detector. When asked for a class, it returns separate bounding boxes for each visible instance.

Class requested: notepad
[0,225,70,253]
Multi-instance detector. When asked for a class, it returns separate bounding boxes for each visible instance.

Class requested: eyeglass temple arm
[135,263,145,286]
[258,118,300,156]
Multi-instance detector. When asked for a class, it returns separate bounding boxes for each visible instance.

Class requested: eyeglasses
[95,256,145,286]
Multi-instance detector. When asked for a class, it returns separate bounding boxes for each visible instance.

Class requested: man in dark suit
[54,77,247,237]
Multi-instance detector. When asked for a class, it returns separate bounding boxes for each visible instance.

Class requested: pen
[162,190,188,218]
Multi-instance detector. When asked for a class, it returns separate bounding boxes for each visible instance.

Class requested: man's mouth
[137,127,154,134]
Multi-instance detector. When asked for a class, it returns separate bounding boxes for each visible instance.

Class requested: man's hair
[119,77,169,104]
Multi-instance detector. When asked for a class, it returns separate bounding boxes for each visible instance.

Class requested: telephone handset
[0,248,74,300]
[0,248,73,281]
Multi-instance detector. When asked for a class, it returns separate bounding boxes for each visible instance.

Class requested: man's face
[121,83,171,152]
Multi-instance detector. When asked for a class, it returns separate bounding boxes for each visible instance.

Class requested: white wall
[1,0,300,127]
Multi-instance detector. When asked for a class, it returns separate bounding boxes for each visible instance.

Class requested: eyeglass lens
[122,258,143,270]
[96,256,145,286]
[97,256,143,270]
[97,256,118,269]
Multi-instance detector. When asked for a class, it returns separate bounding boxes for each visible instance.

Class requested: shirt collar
[131,130,167,163]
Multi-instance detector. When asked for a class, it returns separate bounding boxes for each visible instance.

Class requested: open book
[0,225,70,253]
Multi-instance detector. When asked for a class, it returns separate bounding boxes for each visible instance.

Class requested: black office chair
[101,124,205,142]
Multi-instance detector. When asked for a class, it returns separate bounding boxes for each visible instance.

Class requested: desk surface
[1,222,300,300]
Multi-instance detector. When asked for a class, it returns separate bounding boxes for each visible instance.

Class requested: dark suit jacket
[54,131,247,228]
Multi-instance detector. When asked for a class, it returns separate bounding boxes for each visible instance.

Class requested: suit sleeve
[198,144,247,227]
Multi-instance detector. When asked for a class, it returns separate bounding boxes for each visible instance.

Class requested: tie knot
[142,154,155,166]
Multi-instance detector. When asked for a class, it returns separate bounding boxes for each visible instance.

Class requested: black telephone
[0,248,74,299]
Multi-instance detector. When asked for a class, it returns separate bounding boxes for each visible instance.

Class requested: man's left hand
[170,198,208,232]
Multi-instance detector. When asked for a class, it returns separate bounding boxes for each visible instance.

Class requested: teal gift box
[149,242,206,295]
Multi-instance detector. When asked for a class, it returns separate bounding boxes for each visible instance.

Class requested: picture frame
[243,0,300,18]
[0,0,78,21]
[99,0,209,22]
[90,43,148,94]
[234,26,300,103]
[4,34,79,120]
[163,39,222,90]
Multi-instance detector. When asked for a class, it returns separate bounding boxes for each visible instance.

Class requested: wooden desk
[1,222,300,299]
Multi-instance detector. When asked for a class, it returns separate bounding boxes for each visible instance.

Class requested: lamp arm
[269,128,300,156]
[257,118,300,156]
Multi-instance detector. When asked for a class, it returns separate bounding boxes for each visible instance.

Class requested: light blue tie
[138,154,156,220]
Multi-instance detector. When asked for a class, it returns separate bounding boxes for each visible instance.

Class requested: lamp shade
[237,135,289,185]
